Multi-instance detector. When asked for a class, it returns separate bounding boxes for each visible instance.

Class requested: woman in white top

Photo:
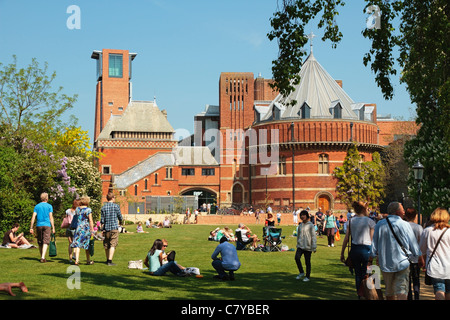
[340,201,376,298]
[419,207,450,300]
[65,199,79,262]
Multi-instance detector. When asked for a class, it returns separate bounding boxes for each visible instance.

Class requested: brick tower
[91,49,137,141]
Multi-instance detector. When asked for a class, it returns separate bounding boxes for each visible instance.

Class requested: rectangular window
[166,167,173,179]
[109,54,123,78]
[181,168,195,176]
[102,165,111,174]
[202,168,215,176]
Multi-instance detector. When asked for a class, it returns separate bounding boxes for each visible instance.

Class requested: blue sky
[0,0,415,143]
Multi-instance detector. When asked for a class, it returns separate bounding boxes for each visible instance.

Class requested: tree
[333,143,385,210]
[269,0,449,216]
[0,55,77,135]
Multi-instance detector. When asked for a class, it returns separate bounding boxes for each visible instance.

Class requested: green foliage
[0,56,101,236]
[0,55,78,135]
[333,143,385,210]
[268,0,345,102]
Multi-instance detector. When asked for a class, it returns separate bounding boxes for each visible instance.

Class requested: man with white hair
[371,201,421,300]
[236,223,259,248]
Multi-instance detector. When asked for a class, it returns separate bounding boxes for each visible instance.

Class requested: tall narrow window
[134,185,138,196]
[319,154,329,174]
[109,54,123,78]
[154,173,158,185]
[144,179,148,190]
[278,156,286,175]
[166,167,173,179]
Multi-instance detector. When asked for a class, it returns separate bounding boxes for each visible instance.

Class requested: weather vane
[307,32,316,54]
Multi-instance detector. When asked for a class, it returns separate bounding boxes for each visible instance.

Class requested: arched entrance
[232,183,244,204]
[181,189,217,212]
[315,192,333,211]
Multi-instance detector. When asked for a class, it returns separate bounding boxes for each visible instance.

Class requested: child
[136,221,147,233]
[295,210,317,282]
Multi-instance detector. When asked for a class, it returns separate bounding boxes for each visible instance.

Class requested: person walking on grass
[29,193,55,263]
[100,192,123,266]
[71,196,95,265]
[295,210,317,282]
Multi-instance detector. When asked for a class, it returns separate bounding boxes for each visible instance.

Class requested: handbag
[60,214,72,229]
[424,228,448,285]
[357,274,384,300]
[49,233,57,257]
[344,220,353,268]
[88,236,95,257]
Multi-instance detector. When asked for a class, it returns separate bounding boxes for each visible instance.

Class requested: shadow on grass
[39,267,355,300]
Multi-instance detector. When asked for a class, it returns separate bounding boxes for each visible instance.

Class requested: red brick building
[92,48,415,215]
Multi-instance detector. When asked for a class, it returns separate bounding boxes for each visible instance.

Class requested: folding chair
[235,230,252,250]
[266,227,284,252]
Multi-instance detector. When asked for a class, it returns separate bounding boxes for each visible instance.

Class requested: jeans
[349,244,371,293]
[152,261,183,276]
[212,259,238,278]
[431,277,450,294]
[295,248,312,278]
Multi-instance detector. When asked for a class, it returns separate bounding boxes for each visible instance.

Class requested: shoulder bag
[344,220,353,268]
[386,217,412,263]
[424,227,448,285]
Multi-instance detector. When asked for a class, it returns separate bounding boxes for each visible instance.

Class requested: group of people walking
[337,201,450,300]
[29,192,123,266]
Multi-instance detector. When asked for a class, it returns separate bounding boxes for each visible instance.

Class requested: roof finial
[307,32,316,54]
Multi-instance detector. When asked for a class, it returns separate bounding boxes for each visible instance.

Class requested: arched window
[319,154,329,174]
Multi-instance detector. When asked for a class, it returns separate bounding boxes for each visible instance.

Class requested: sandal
[86,261,94,265]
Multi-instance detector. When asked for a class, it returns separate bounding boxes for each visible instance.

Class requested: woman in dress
[71,196,94,265]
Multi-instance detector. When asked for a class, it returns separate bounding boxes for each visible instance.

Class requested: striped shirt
[100,202,123,231]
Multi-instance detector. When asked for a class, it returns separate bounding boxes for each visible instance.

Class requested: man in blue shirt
[371,202,421,300]
[100,192,123,266]
[211,236,241,280]
[30,193,55,263]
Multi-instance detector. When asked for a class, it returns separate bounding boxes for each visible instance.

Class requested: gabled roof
[97,100,174,141]
[261,52,359,121]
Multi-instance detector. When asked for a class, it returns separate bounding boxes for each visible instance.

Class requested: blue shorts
[431,277,450,294]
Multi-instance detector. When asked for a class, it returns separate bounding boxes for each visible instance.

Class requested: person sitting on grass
[144,239,186,276]
[2,223,33,248]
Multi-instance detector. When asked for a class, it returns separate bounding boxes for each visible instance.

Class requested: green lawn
[0,224,357,300]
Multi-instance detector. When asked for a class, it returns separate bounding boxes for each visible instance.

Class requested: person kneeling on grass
[211,236,241,280]
[144,239,186,276]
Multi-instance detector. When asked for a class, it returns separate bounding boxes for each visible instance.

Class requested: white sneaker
[303,277,310,282]
[331,244,334,247]
[296,273,305,280]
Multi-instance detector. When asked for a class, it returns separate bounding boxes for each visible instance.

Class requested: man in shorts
[371,202,421,300]
[100,192,123,266]
[30,193,55,263]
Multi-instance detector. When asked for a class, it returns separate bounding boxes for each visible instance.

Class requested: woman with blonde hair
[340,201,376,298]
[71,196,94,265]
[419,207,450,300]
